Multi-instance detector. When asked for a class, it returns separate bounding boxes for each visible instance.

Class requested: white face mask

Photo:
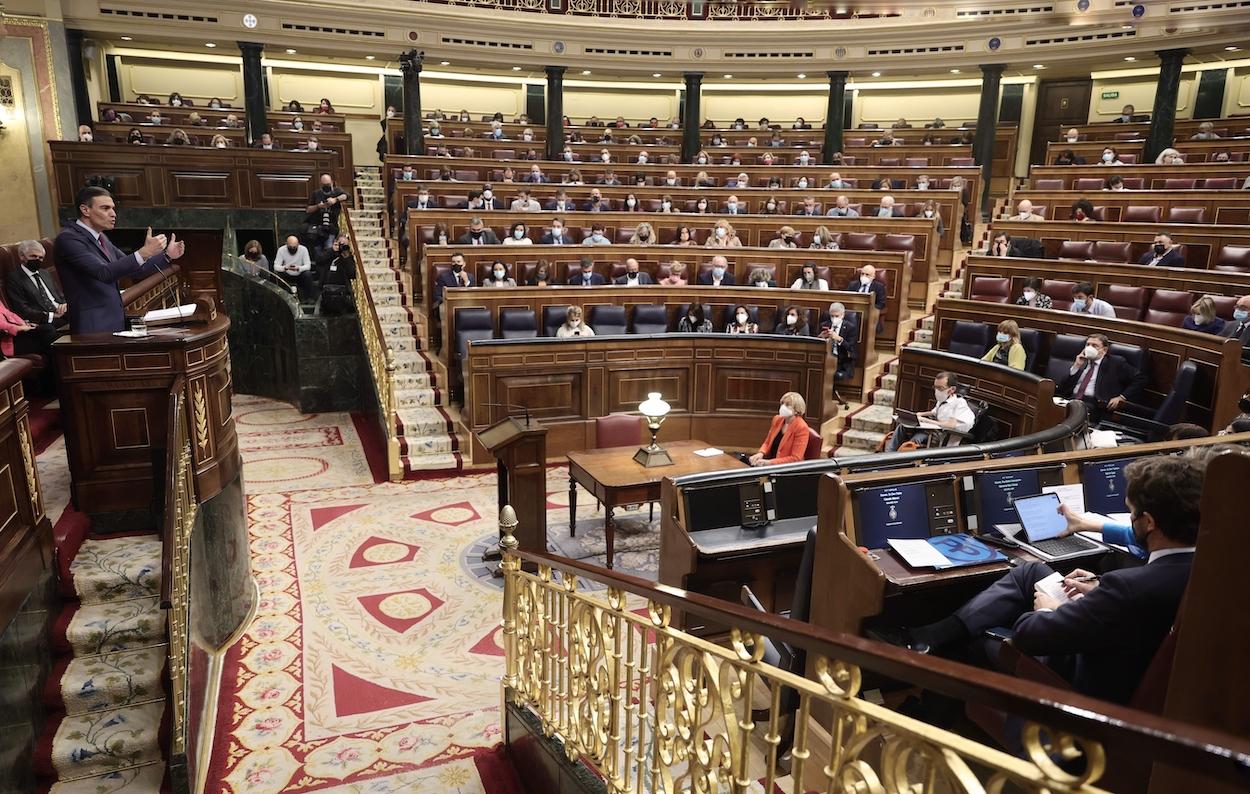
[1083,345,1101,360]
[308,142,318,150]
[662,201,672,210]
[638,155,648,163]
[564,152,574,161]
[513,230,525,239]
[601,153,611,162]
[387,110,396,118]
[715,227,727,238]
[215,141,227,148]
[737,312,748,324]
[494,269,506,279]
[1066,135,1078,143]
[1102,152,1114,163]
[923,210,934,218]
[1022,289,1035,301]
[813,235,823,246]
[860,275,872,285]
[934,388,949,403]
[727,202,738,211]
[171,99,182,107]
[570,319,581,328]
[786,314,797,326]
[799,155,810,165]
[779,404,794,418]
[483,190,493,199]
[627,198,636,207]
[917,182,929,190]
[798,179,809,189]
[697,157,707,165]
[551,228,562,237]
[523,133,533,141]
[418,194,429,203]
[666,178,677,186]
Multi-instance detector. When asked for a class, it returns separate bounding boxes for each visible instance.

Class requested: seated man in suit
[1059,333,1147,422]
[569,256,606,286]
[819,301,858,381]
[1138,233,1184,267]
[8,240,67,329]
[1221,295,1250,354]
[884,371,975,452]
[613,258,654,286]
[53,186,183,333]
[456,217,500,246]
[879,454,1200,705]
[846,264,887,331]
[545,190,576,213]
[540,217,572,245]
[697,255,736,286]
[509,189,541,212]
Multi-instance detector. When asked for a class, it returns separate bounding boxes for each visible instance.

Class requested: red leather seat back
[1057,241,1093,260]
[1123,205,1161,223]
[1033,178,1064,189]
[596,414,643,448]
[842,233,878,251]
[1074,178,1105,191]
[1202,177,1235,189]
[1092,241,1132,263]
[1042,279,1076,311]
[969,276,1010,303]
[1101,284,1148,321]
[1145,289,1193,327]
[1215,245,1250,272]
[1162,178,1196,190]
[1166,207,1206,223]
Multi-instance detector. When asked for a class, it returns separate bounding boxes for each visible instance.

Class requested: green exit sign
[1101,91,1120,100]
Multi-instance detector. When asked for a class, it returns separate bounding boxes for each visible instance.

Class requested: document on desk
[888,539,952,568]
[1042,484,1086,515]
[1087,429,1119,448]
[143,304,199,323]
[693,448,724,457]
[890,535,1008,570]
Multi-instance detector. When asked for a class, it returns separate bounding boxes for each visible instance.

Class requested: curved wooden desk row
[393,182,963,237]
[657,347,1087,621]
[1052,117,1250,144]
[445,285,877,401]
[960,256,1250,308]
[1025,163,1250,191]
[53,309,239,515]
[49,142,341,211]
[409,211,939,307]
[97,102,349,131]
[989,219,1250,271]
[87,123,354,186]
[0,358,51,631]
[384,155,985,216]
[432,247,909,348]
[462,332,833,466]
[933,297,1250,430]
[1043,138,1250,166]
[1010,190,1250,227]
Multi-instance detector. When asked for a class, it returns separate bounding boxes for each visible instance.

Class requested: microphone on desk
[481,401,531,426]
[145,257,183,319]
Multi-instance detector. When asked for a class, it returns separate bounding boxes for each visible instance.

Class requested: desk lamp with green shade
[633,392,673,467]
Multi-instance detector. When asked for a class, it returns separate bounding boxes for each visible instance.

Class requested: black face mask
[1153,243,1166,255]
[24,259,43,269]
[322,185,333,193]
[470,230,483,238]
[452,263,464,273]
[245,251,259,260]
[627,272,638,279]
[287,245,299,254]
[1239,395,1250,414]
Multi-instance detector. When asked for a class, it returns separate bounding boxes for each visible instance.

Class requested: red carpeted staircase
[33,505,172,793]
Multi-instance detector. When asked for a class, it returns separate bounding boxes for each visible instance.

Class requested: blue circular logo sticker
[988,37,1002,51]
[1132,4,1146,17]
[1076,0,1090,11]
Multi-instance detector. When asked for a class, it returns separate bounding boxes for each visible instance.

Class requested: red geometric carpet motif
[331,665,432,717]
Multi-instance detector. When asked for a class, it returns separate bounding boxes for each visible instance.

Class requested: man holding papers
[871,454,1201,704]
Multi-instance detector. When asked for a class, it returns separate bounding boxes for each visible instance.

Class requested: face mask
[287,245,299,253]
[1022,289,1036,301]
[25,258,43,269]
[996,333,1010,344]
[1121,115,1131,121]
[923,210,934,218]
[470,230,483,239]
[552,228,562,237]
[638,232,649,241]
[1074,210,1085,220]
[786,315,797,326]
[798,179,809,189]
[860,275,872,285]
[293,121,303,130]
[727,202,738,211]
[171,99,182,107]
[81,133,93,142]
[387,110,395,119]
[783,236,794,245]
[812,235,821,245]
[592,233,604,242]
[627,198,636,208]
[452,263,464,273]
[418,193,430,204]
[627,272,638,279]
[715,227,726,238]
[917,182,928,190]
[934,388,948,403]
[687,314,697,323]
[712,267,726,278]
[564,152,574,161]
[494,270,506,279]
[1240,395,1250,413]
[1153,243,1166,255]
[1072,299,1087,311]
[662,201,672,210]
[570,319,581,328]
[308,142,319,151]
[666,179,677,186]
[779,404,794,418]
[513,230,525,240]
[799,155,810,165]
[431,127,441,135]
[1083,345,1100,359]
[766,203,776,212]
[523,133,533,141]
[1067,136,1078,143]
[601,153,611,162]
[697,157,707,165]
[591,196,601,203]
[483,190,493,199]
[638,155,648,163]
[737,312,748,324]
[1234,309,1249,322]
[1102,152,1114,163]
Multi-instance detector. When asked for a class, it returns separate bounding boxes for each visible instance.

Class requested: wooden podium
[478,415,547,553]
[53,299,239,521]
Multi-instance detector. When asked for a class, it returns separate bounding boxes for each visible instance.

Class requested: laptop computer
[1008,492,1107,562]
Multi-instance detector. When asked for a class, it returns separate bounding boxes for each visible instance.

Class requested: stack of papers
[142,304,199,323]
[693,448,724,457]
[1087,429,1119,448]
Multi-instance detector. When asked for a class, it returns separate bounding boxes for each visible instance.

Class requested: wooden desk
[568,440,745,568]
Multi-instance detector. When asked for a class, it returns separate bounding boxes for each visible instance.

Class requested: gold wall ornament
[501,551,1116,794]
[16,416,42,516]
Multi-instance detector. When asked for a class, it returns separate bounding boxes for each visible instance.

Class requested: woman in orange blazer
[749,391,811,466]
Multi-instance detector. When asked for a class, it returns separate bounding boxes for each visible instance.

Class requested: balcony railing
[497,505,1250,792]
[414,0,904,21]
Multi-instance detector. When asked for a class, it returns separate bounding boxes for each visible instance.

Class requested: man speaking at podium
[54,186,186,333]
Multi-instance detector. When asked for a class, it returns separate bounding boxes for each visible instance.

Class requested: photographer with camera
[316,234,356,316]
[305,173,350,256]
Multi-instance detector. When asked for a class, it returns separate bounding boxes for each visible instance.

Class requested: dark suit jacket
[613,273,654,285]
[53,223,167,333]
[1220,319,1250,345]
[697,272,737,286]
[539,232,572,245]
[846,278,887,311]
[568,273,606,286]
[434,270,474,302]
[6,265,65,325]
[1012,553,1192,703]
[821,313,859,372]
[1138,248,1185,267]
[456,229,501,246]
[1059,353,1147,403]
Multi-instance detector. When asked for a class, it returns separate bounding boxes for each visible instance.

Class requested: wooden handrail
[159,375,185,610]
[514,545,1250,787]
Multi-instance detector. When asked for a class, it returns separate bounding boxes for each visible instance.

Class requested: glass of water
[130,316,148,336]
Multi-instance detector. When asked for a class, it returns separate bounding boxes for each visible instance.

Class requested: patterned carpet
[207,396,645,792]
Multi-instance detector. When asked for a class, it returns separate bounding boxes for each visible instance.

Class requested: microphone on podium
[481,401,531,427]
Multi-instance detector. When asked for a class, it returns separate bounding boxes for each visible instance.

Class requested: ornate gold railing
[498,507,1250,793]
[343,207,402,480]
[162,377,195,759]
